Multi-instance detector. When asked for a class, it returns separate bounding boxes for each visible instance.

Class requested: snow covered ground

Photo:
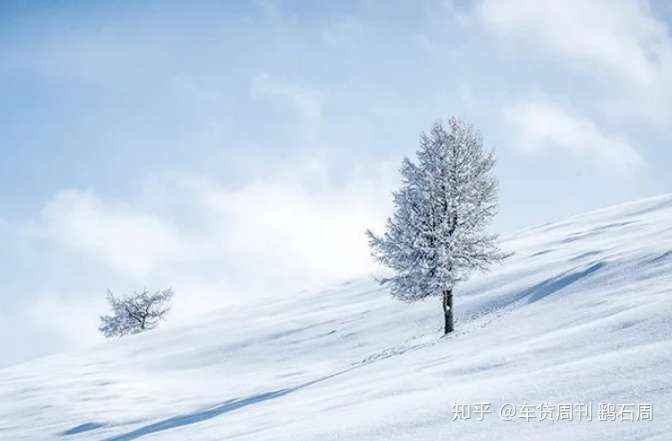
[2,194,672,440]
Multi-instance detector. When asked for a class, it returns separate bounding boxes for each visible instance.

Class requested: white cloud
[40,190,191,279]
[28,295,102,348]
[204,178,384,286]
[478,0,672,127]
[8,165,394,360]
[504,100,643,169]
[478,0,668,84]
[36,164,393,303]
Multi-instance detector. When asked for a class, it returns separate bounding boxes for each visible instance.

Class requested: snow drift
[2,194,672,440]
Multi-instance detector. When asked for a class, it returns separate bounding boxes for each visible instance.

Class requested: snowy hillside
[2,194,672,440]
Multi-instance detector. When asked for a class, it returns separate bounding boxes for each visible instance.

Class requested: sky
[1,0,672,367]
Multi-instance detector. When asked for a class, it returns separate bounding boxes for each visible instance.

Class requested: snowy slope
[2,194,672,440]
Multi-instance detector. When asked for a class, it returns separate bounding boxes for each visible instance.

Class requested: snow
[2,194,672,440]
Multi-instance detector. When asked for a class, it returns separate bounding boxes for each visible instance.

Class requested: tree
[99,288,174,338]
[367,118,506,335]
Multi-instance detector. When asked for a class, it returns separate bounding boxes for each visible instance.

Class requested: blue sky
[1,0,672,367]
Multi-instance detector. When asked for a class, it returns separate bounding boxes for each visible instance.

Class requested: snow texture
[2,194,672,440]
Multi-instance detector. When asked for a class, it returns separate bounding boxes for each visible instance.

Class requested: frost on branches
[367,118,507,334]
[99,288,174,338]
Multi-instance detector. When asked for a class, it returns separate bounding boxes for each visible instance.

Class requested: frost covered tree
[99,288,174,338]
[367,118,506,335]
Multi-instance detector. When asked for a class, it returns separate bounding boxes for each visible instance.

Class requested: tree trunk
[442,289,454,335]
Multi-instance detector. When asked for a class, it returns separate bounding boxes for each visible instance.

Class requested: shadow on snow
[524,262,605,304]
[63,263,606,441]
[90,367,358,441]
[62,422,106,436]
[101,390,290,441]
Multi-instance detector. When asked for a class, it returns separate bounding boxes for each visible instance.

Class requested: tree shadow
[75,262,605,441]
[524,262,605,304]
[101,389,290,441]
[62,422,106,436]
[98,366,358,441]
